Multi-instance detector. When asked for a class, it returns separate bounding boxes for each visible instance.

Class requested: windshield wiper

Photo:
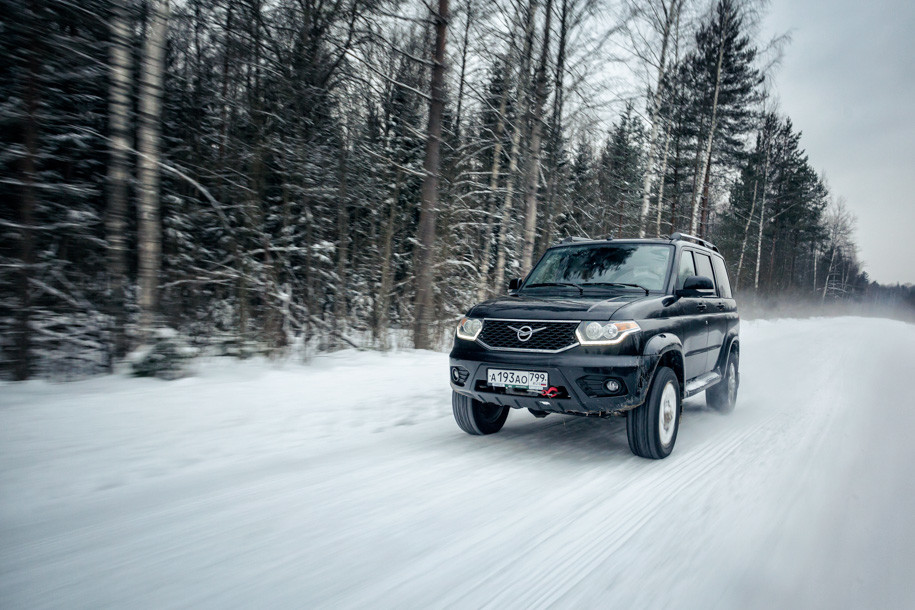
[524,281,584,295]
[580,282,650,296]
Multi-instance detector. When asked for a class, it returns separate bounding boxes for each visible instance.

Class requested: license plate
[487,369,548,391]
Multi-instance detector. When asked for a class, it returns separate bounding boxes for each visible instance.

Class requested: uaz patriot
[449,233,739,459]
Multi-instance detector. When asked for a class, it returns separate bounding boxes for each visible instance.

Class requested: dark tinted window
[693,253,717,296]
[676,251,696,289]
[711,256,733,298]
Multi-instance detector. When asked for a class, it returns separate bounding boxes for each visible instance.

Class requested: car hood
[468,293,648,321]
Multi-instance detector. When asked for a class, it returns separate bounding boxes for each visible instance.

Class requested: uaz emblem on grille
[507,325,547,342]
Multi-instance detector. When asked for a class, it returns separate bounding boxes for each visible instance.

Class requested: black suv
[449,233,739,459]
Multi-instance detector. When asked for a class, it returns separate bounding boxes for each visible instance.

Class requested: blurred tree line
[0,0,893,379]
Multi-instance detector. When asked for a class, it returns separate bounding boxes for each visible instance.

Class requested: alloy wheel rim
[659,381,677,446]
[727,362,737,404]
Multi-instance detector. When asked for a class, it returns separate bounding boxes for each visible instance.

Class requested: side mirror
[508,278,523,291]
[675,275,714,297]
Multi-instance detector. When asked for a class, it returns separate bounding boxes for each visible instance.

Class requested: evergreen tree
[598,105,646,238]
[0,0,879,377]
[0,0,110,378]
[681,0,762,236]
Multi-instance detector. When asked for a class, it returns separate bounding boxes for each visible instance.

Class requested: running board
[684,371,722,397]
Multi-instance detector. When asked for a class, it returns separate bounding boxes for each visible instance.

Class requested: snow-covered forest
[1,0,911,379]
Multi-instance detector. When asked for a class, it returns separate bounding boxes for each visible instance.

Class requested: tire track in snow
[485,410,790,609]
[371,324,861,608]
[342,402,786,608]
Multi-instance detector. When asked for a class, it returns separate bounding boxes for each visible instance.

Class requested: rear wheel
[707,349,739,413]
[452,391,509,435]
[626,366,680,459]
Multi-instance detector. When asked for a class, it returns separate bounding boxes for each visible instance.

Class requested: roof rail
[554,236,592,246]
[669,232,720,253]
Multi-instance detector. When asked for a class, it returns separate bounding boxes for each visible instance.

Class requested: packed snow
[2,317,914,609]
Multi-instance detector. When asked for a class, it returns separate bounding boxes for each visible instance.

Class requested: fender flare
[712,331,740,372]
[726,334,739,356]
[640,333,685,397]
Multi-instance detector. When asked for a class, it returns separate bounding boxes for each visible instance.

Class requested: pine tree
[598,105,646,238]
[683,0,762,237]
[0,0,110,378]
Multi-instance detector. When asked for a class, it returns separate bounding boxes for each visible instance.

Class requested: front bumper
[449,340,654,416]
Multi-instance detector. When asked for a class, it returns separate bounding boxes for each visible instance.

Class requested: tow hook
[541,387,560,398]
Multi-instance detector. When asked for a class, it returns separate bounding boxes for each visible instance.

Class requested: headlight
[575,320,640,345]
[456,317,483,341]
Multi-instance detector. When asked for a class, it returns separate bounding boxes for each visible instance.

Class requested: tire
[452,391,509,435]
[706,349,739,414]
[626,366,680,459]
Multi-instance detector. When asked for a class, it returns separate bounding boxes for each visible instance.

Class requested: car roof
[548,233,721,255]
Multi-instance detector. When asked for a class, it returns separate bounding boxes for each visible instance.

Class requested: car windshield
[523,244,673,293]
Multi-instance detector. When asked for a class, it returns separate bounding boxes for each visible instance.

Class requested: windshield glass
[523,244,673,292]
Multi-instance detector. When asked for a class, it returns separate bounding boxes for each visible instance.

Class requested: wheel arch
[713,333,740,372]
[657,349,685,396]
[642,333,685,400]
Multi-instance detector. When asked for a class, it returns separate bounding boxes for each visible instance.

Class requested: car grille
[478,320,579,352]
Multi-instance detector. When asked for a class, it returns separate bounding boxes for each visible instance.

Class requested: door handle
[716,303,726,310]
[696,303,708,312]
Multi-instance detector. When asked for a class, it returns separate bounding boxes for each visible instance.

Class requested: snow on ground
[2,317,915,609]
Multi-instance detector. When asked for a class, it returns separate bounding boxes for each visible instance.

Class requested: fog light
[451,366,469,386]
[604,379,621,393]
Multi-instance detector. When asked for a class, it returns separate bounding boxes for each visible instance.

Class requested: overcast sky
[760,0,915,285]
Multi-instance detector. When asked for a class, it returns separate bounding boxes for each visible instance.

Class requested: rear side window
[693,253,718,296]
[676,251,696,289]
[711,256,733,299]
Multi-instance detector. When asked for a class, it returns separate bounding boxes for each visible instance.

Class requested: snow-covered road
[2,317,915,609]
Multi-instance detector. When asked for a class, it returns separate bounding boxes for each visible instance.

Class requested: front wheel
[626,367,680,459]
[452,392,509,435]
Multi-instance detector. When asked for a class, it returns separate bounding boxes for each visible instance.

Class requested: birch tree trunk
[654,123,671,237]
[767,214,778,289]
[753,150,770,291]
[519,0,554,273]
[412,0,449,350]
[689,9,728,235]
[106,0,133,360]
[637,0,682,237]
[697,146,713,237]
[492,0,537,293]
[334,146,350,347]
[822,247,837,302]
[374,170,403,349]
[137,0,169,335]
[454,0,472,139]
[539,0,569,257]
[668,132,681,233]
[475,68,510,302]
[491,124,522,292]
[734,178,757,290]
[812,246,817,293]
